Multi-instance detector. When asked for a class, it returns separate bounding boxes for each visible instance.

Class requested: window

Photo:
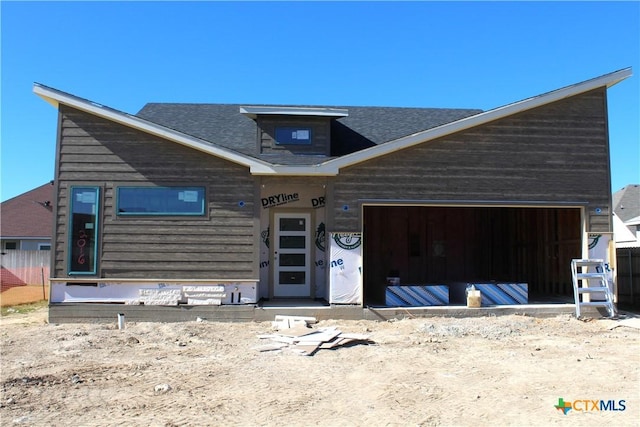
[69,186,100,275]
[275,127,312,145]
[4,242,18,250]
[117,186,206,216]
[38,244,51,251]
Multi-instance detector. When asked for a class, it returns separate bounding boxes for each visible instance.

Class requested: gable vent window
[275,127,312,145]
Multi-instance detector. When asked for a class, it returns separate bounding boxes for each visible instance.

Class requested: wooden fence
[1,250,50,290]
[617,247,640,309]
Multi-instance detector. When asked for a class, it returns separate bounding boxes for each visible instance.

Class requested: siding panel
[333,89,611,231]
[54,106,257,280]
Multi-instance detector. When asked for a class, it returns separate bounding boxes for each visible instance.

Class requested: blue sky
[1,1,638,202]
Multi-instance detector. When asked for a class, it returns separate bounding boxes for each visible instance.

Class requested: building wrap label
[329,232,362,304]
[261,192,300,208]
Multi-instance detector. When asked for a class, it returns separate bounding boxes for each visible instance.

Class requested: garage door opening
[362,205,582,306]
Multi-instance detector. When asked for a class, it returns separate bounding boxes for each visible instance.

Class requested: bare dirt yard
[1,306,639,426]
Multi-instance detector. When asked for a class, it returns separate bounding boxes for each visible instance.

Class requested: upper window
[275,127,312,145]
[117,186,206,216]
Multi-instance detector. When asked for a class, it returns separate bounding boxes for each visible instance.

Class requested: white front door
[274,213,311,297]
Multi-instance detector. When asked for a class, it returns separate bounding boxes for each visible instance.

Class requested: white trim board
[317,68,632,173]
[33,84,272,171]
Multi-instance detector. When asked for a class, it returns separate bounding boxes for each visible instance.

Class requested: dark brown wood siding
[53,106,257,280]
[332,89,612,232]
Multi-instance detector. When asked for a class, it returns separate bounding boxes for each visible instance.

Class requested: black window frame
[116,186,207,217]
[274,127,313,145]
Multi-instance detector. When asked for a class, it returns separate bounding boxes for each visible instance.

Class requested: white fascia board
[33,68,631,178]
[240,106,349,118]
[320,68,633,172]
[251,164,339,176]
[33,84,271,171]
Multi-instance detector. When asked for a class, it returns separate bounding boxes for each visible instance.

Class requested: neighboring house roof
[613,185,640,248]
[33,67,632,175]
[0,183,54,239]
[613,184,640,222]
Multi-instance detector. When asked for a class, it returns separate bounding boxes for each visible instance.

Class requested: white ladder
[570,259,616,318]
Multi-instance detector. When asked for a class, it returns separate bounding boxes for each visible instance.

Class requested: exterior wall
[258,116,330,155]
[18,239,51,251]
[53,106,257,280]
[0,239,49,251]
[1,240,20,250]
[332,89,612,232]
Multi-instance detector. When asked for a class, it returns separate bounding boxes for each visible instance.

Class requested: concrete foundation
[47,301,612,324]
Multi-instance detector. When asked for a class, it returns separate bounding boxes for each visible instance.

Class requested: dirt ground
[1,307,638,427]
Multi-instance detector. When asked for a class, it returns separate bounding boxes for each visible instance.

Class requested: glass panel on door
[280,218,306,232]
[279,271,306,284]
[279,236,306,249]
[279,253,306,267]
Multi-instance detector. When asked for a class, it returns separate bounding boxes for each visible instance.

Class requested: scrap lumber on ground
[272,315,318,329]
[255,316,373,356]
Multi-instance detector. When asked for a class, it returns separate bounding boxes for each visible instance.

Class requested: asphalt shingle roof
[613,184,640,223]
[136,103,482,165]
[1,183,54,238]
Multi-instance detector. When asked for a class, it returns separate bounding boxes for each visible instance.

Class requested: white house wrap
[329,233,362,304]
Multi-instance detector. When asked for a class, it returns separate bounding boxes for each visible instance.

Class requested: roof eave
[322,67,633,172]
[33,68,632,177]
[240,106,349,119]
[0,236,51,240]
[250,164,339,176]
[33,84,271,171]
